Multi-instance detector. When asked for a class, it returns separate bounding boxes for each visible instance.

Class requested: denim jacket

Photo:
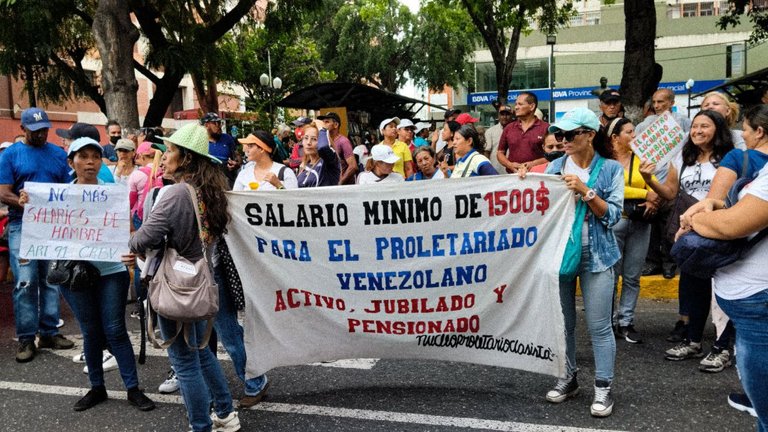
[546,155,624,272]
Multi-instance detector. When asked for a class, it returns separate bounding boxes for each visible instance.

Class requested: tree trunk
[143,71,184,127]
[619,0,659,123]
[93,0,140,129]
[24,62,36,107]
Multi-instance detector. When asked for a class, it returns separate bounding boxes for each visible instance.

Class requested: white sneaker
[72,352,86,363]
[57,319,64,328]
[211,411,241,432]
[83,351,118,374]
[158,369,180,394]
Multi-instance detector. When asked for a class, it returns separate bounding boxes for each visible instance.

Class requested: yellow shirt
[624,154,656,200]
[382,140,412,177]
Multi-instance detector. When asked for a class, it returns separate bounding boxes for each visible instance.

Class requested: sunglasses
[554,129,591,142]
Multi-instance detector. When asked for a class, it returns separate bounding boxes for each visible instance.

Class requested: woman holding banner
[126,124,241,432]
[542,107,624,417]
[19,137,155,412]
[638,110,734,364]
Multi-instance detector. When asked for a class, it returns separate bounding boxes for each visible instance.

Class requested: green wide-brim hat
[161,123,221,164]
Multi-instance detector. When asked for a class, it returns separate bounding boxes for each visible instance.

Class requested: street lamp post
[685,78,695,117]
[546,34,556,123]
[260,49,283,127]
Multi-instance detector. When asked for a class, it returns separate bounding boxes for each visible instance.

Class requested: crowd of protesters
[1,83,767,430]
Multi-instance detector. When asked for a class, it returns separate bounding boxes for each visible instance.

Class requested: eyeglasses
[554,129,591,142]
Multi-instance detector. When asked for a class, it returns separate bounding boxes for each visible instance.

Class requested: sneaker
[699,349,732,373]
[238,376,270,409]
[545,374,579,403]
[728,393,757,417]
[158,369,179,394]
[665,341,704,361]
[590,384,614,417]
[73,352,86,363]
[666,320,688,343]
[37,334,75,350]
[211,411,241,432]
[617,325,643,344]
[57,319,65,328]
[127,388,156,411]
[15,340,36,363]
[642,263,662,276]
[74,386,108,411]
[83,351,119,374]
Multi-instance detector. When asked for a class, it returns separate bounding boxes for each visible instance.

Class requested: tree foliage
[718,0,768,44]
[438,0,574,103]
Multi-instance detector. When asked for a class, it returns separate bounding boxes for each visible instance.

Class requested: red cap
[456,113,479,125]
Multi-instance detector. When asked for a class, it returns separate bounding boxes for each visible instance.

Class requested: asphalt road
[0,282,757,431]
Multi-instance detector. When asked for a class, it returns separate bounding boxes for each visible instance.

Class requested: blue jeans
[717,290,768,432]
[612,218,651,326]
[213,265,267,396]
[60,271,138,389]
[159,316,234,432]
[7,221,60,342]
[560,248,616,383]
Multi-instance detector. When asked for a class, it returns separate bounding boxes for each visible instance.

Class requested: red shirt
[498,118,549,172]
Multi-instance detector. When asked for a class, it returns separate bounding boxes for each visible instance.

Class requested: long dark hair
[682,110,733,167]
[591,127,613,159]
[455,124,483,151]
[175,148,231,238]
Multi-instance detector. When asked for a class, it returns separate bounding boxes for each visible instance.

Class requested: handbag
[559,155,605,281]
[218,238,245,311]
[147,184,219,350]
[671,151,763,278]
[622,156,650,222]
[47,260,101,292]
[664,164,699,244]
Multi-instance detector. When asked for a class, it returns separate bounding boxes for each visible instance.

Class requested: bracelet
[277,184,285,190]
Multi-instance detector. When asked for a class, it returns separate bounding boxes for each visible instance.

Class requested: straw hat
[161,123,221,164]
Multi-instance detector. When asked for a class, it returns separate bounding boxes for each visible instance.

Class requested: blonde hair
[300,123,320,166]
[702,92,739,127]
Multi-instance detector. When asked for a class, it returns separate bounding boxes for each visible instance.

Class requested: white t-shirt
[714,165,768,300]
[233,162,298,191]
[673,152,717,201]
[563,157,592,246]
[356,171,404,185]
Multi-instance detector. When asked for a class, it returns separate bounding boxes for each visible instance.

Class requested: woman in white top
[234,131,298,191]
[640,110,734,362]
[684,164,768,431]
[109,139,137,185]
[357,144,404,184]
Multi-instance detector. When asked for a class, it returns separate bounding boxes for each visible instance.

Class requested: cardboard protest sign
[20,182,130,262]
[226,174,574,378]
[631,112,685,167]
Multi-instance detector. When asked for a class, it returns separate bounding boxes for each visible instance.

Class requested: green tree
[718,0,768,44]
[438,0,574,103]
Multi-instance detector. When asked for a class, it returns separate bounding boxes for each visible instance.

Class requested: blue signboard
[467,80,726,105]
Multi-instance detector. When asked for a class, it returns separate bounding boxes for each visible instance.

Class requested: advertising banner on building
[19,182,130,262]
[226,175,574,378]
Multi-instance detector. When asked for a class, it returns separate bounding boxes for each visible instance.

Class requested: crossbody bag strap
[184,183,208,261]
[740,149,750,179]
[460,153,480,177]
[628,154,634,186]
[586,155,604,188]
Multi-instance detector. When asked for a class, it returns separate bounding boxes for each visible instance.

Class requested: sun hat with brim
[371,144,400,164]
[379,117,400,132]
[67,137,103,158]
[162,123,221,164]
[238,134,274,152]
[548,107,600,133]
[115,139,136,152]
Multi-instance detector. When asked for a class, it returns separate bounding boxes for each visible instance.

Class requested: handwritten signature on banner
[19,182,130,262]
[226,175,573,378]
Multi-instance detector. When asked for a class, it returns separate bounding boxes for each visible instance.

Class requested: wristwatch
[582,189,597,202]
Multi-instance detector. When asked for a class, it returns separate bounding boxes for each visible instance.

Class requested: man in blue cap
[0,107,75,362]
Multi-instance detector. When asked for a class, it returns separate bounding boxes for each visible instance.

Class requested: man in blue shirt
[0,108,75,362]
[201,112,241,186]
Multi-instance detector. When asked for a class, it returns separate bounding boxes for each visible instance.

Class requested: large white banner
[19,182,130,262]
[226,174,574,378]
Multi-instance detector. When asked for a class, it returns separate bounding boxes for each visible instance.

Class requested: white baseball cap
[370,144,400,164]
[414,122,430,133]
[379,117,400,132]
[397,119,415,129]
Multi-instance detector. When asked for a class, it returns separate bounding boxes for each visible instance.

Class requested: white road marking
[0,380,626,432]
[50,332,378,369]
